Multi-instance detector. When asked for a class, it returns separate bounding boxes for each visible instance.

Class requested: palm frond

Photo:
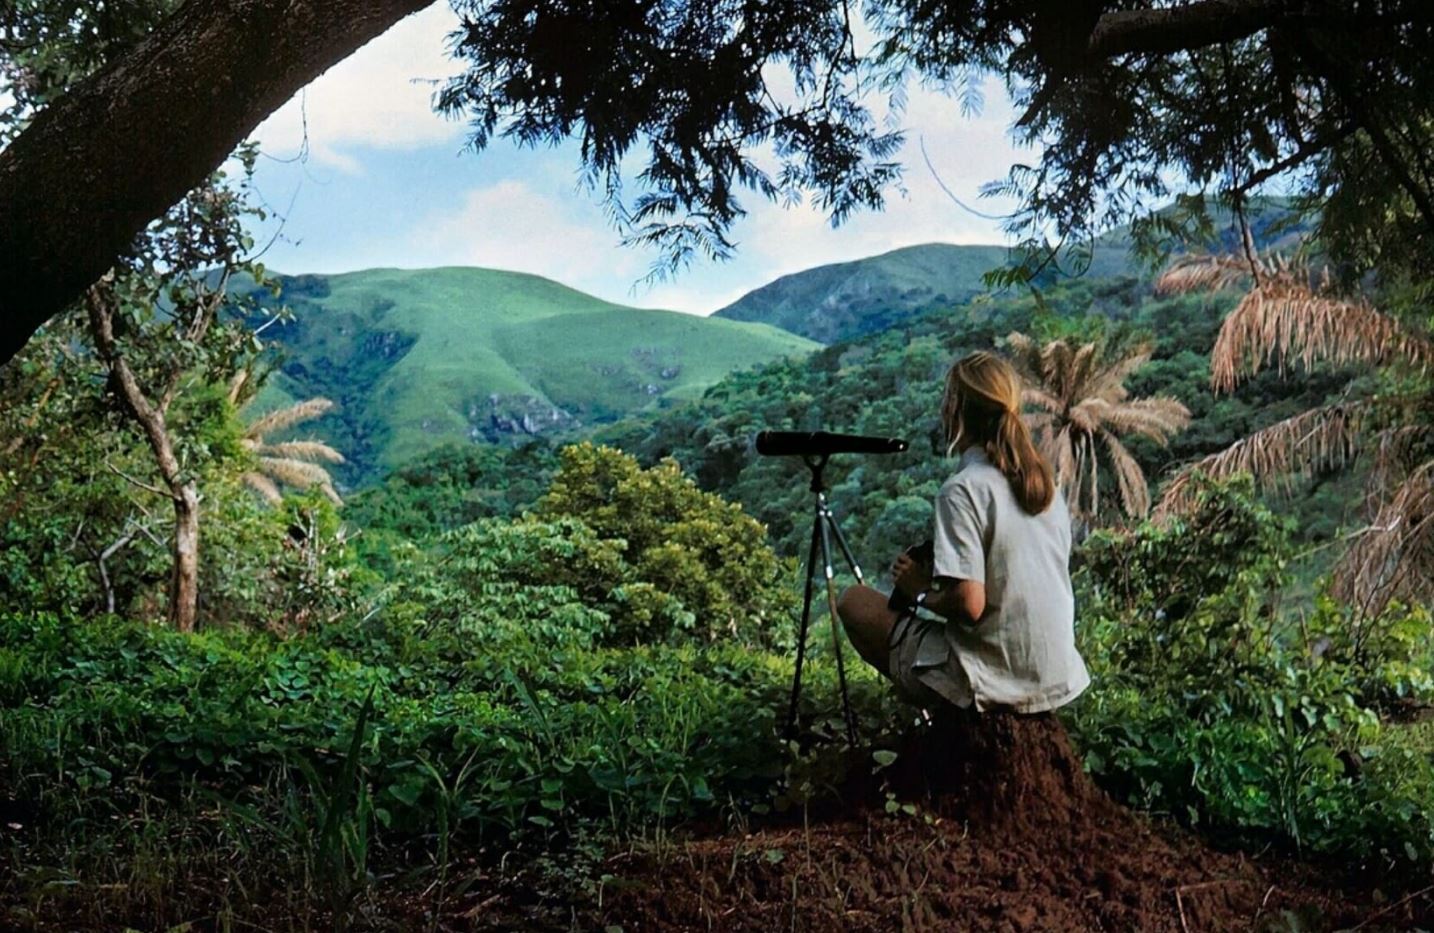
[1211,283,1432,393]
[1154,253,1258,296]
[259,457,333,490]
[1082,344,1153,404]
[256,440,346,464]
[1020,386,1064,415]
[242,471,283,505]
[1331,460,1434,613]
[1086,396,1192,443]
[226,370,250,406]
[1101,428,1151,518]
[1370,422,1432,504]
[1154,401,1369,518]
[246,398,336,440]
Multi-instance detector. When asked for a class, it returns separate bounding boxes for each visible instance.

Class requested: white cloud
[248,20,1038,317]
[413,178,644,289]
[252,3,464,173]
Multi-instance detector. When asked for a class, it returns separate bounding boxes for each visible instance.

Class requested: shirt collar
[960,445,989,469]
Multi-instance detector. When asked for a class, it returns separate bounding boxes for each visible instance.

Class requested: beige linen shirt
[911,446,1090,713]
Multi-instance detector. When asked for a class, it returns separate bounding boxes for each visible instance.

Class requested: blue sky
[248,4,1032,315]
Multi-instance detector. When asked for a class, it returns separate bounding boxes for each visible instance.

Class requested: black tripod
[785,453,863,744]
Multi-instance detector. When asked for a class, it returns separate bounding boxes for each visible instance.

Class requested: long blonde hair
[941,350,1055,515]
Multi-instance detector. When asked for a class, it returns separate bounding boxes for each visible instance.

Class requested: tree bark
[0,0,433,366]
[85,283,200,631]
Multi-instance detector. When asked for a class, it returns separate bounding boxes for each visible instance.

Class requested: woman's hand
[891,552,932,599]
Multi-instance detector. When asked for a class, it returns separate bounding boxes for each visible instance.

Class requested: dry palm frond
[1331,460,1434,612]
[1047,425,1078,493]
[1211,283,1433,392]
[1090,396,1192,443]
[1100,428,1151,518]
[1021,385,1064,414]
[1006,330,1186,522]
[259,457,333,489]
[242,471,283,505]
[1083,344,1154,403]
[1154,401,1369,518]
[245,398,336,439]
[226,370,250,406]
[258,457,345,506]
[1155,253,1259,296]
[1370,422,1432,503]
[255,440,346,464]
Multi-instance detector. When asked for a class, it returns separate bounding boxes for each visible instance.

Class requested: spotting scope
[754,431,908,457]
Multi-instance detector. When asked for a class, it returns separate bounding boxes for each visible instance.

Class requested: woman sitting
[837,350,1089,714]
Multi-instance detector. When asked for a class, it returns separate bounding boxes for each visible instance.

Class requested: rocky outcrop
[469,393,579,442]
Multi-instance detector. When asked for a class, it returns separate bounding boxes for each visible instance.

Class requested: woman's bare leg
[837,584,900,672]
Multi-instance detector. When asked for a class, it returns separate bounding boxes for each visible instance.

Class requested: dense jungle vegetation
[6,0,1434,927]
[4,254,1433,926]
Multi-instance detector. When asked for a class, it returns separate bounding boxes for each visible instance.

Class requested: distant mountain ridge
[712,241,1135,343]
[711,200,1311,345]
[238,267,816,486]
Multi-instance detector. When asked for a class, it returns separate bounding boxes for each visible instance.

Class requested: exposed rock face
[469,393,579,442]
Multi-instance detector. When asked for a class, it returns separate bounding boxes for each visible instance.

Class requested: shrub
[533,443,798,647]
[1069,475,1434,870]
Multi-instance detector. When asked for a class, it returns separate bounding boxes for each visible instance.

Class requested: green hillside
[240,267,816,486]
[710,201,1315,345]
[712,241,1134,343]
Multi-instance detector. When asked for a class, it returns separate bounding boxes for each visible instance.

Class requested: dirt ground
[6,711,1431,931]
[576,712,1430,933]
[583,808,1428,932]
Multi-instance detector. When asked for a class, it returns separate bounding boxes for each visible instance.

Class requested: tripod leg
[785,512,823,737]
[822,500,867,586]
[819,515,860,745]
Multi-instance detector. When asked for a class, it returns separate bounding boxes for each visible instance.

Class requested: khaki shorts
[887,613,974,709]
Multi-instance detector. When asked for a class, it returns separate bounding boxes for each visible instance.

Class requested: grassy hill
[710,200,1313,344]
[712,241,1134,344]
[240,267,816,486]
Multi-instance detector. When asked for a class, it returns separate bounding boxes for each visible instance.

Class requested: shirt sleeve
[931,481,986,584]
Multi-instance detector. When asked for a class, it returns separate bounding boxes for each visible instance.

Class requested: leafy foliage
[1070,476,1434,864]
[531,443,799,647]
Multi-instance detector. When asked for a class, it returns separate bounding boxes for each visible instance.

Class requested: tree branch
[1086,0,1318,59]
[0,0,433,365]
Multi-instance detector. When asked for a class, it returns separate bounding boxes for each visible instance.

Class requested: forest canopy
[4,0,1434,360]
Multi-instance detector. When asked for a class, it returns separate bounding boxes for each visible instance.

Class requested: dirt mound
[594,711,1424,931]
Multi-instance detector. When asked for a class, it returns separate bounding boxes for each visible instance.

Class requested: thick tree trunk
[0,0,433,365]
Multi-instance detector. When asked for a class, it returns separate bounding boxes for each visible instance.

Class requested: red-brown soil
[6,712,1430,930]
[585,711,1430,932]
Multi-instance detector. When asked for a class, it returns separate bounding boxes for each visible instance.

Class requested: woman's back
[932,446,1088,713]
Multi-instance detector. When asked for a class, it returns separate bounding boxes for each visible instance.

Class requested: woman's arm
[891,556,986,626]
[924,578,986,627]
